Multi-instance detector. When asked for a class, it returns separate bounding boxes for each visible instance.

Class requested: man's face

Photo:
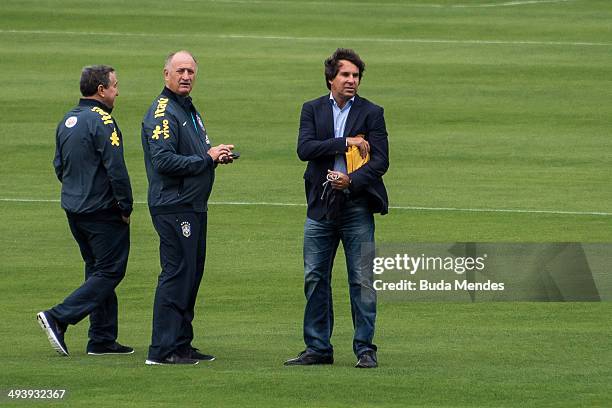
[100,71,119,108]
[164,52,197,96]
[329,60,360,102]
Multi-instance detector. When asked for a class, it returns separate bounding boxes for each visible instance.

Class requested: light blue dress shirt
[330,93,355,175]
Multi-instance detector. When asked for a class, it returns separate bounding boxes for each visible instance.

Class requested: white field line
[0,29,608,48]
[203,0,573,8]
[450,0,573,7]
[1,198,609,217]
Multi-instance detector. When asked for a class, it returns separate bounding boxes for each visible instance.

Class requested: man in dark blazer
[285,48,389,369]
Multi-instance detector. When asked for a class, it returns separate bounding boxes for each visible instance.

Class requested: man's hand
[346,134,369,159]
[121,215,130,225]
[208,144,235,163]
[328,170,350,190]
[218,155,233,164]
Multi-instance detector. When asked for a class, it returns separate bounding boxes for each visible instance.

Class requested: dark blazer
[297,94,389,221]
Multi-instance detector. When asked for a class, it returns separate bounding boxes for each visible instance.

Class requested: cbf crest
[180,221,191,238]
[196,114,205,132]
[196,114,211,145]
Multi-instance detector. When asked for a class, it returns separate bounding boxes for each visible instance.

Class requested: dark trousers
[49,213,130,348]
[148,212,207,360]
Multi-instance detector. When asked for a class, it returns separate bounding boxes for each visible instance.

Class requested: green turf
[1,0,611,406]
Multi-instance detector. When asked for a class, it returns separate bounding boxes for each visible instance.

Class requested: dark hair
[324,48,365,90]
[80,65,115,97]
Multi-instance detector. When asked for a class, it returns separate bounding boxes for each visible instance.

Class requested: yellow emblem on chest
[110,128,120,146]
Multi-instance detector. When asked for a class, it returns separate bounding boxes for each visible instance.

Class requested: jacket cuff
[333,137,347,154]
[206,154,215,169]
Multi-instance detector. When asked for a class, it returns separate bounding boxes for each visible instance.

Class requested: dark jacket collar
[161,86,194,111]
[79,98,113,113]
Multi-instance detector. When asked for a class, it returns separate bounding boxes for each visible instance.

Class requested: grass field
[1,0,611,406]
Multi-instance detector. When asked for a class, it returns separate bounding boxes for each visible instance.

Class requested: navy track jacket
[141,87,215,215]
[54,99,133,217]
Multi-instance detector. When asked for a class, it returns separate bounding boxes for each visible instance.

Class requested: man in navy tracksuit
[142,50,234,365]
[37,65,134,357]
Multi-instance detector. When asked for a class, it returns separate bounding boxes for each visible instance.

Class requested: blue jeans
[302,202,377,357]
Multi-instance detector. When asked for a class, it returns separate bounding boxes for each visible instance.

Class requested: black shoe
[355,350,378,368]
[188,347,215,361]
[37,311,69,356]
[284,350,333,366]
[87,342,135,355]
[145,353,199,365]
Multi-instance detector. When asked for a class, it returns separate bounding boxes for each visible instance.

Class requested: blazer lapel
[319,96,334,139]
[343,95,362,138]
